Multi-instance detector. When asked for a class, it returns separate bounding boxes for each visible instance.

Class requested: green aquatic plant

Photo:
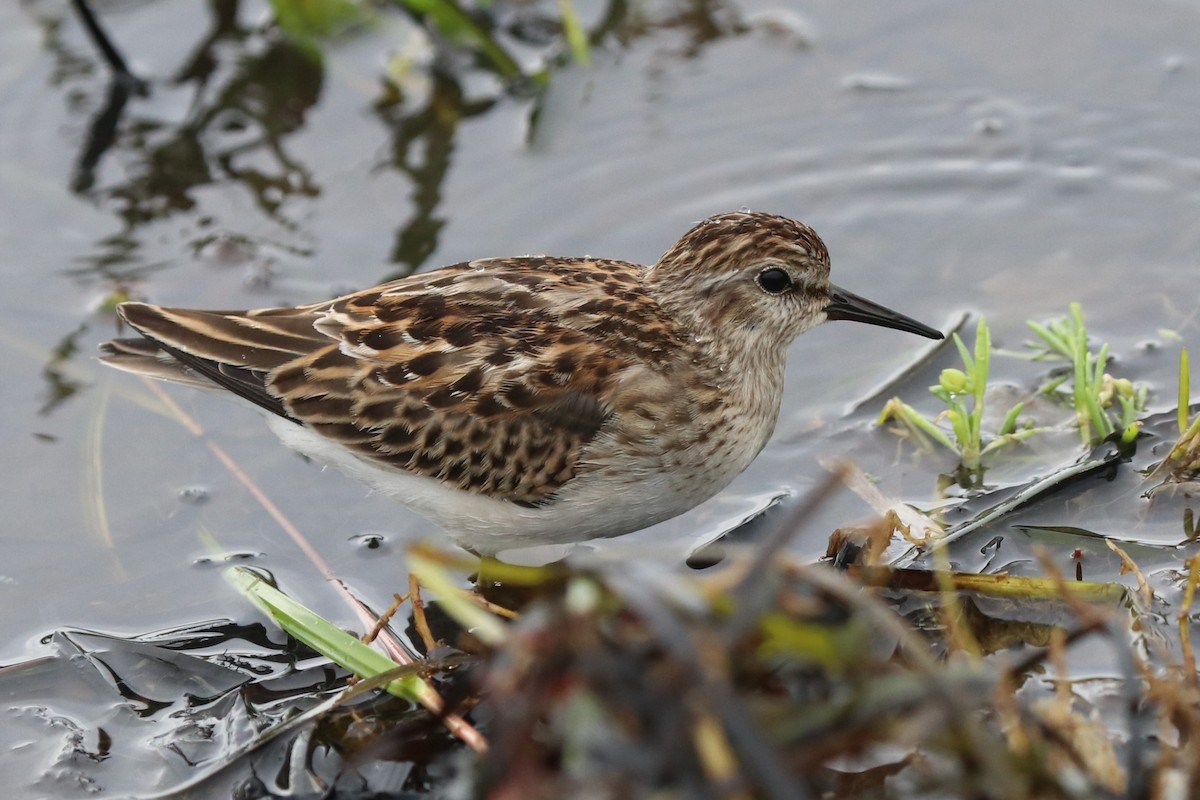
[390,0,523,79]
[268,0,594,78]
[557,0,591,65]
[1174,353,1200,470]
[880,304,1156,473]
[1157,348,1200,479]
[1179,347,1193,437]
[386,0,591,79]
[1026,302,1145,446]
[878,318,1035,472]
[228,566,440,705]
[269,0,375,58]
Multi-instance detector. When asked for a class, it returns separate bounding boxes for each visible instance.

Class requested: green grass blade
[1026,320,1070,359]
[557,0,590,65]
[952,332,974,373]
[392,0,523,79]
[980,426,1042,456]
[1039,374,1069,395]
[1090,344,1114,438]
[270,0,372,59]
[970,319,990,462]
[880,398,958,453]
[1069,302,1087,341]
[913,410,959,452]
[409,550,508,646]
[226,567,439,706]
[1181,348,1191,436]
[998,402,1024,436]
[1072,327,1091,444]
[973,318,990,407]
[1066,308,1112,442]
[1093,342,1109,391]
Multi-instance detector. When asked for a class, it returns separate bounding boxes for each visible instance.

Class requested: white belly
[267,408,772,555]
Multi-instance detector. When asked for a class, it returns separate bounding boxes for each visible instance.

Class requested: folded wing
[99,259,670,506]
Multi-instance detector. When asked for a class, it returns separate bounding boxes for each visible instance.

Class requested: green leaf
[271,0,372,58]
[1026,319,1070,359]
[409,550,508,646]
[1181,348,1191,436]
[391,0,523,79]
[878,397,957,452]
[952,332,974,373]
[973,317,991,408]
[227,567,440,706]
[557,0,590,66]
[998,402,1024,436]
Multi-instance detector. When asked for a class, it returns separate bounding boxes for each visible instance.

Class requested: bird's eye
[756,267,793,295]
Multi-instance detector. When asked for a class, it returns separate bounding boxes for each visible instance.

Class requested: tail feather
[99,337,213,388]
[98,301,327,421]
[119,302,325,371]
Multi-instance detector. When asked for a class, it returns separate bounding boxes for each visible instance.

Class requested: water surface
[2,0,1199,792]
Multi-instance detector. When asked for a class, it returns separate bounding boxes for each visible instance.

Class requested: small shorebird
[102,212,942,553]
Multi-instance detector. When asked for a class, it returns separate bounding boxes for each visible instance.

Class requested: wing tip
[116,301,169,336]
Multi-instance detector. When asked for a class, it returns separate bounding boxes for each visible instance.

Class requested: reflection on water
[40,322,88,415]
[54,0,324,280]
[31,0,773,299]
[375,71,496,278]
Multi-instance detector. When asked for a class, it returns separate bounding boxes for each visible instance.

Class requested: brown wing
[103,257,682,506]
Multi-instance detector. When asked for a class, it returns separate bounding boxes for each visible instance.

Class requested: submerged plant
[878,318,1034,472]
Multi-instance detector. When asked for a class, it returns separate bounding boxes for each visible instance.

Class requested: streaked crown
[647,212,834,351]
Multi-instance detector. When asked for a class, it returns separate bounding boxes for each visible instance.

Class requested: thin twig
[363,593,408,645]
[1106,539,1153,611]
[469,593,521,620]
[410,573,439,652]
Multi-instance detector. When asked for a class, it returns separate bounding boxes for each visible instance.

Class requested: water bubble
[193,550,262,566]
[178,486,210,504]
[350,532,388,551]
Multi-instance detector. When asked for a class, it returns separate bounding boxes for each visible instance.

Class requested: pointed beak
[825,284,943,339]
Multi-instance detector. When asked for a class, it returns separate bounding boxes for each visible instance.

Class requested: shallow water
[2,0,1200,792]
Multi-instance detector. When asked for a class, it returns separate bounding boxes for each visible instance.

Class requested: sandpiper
[101,212,942,553]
